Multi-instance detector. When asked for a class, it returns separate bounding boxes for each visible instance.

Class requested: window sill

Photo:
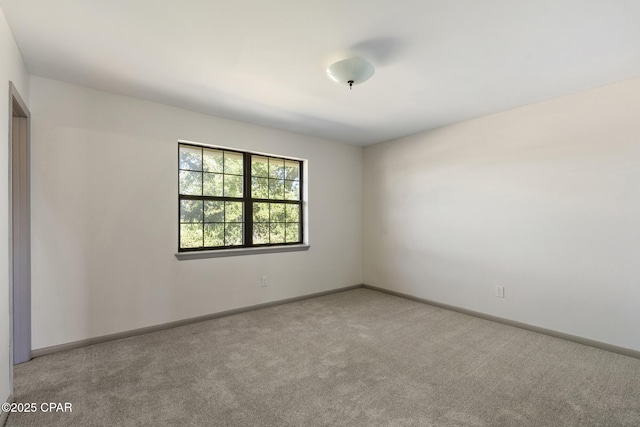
[175,244,310,260]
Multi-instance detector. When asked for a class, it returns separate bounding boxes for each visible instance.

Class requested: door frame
[8,81,31,374]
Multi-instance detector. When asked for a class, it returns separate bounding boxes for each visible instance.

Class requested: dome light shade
[326,58,375,89]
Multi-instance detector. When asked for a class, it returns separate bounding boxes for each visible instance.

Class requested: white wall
[0,4,30,403]
[364,76,640,352]
[29,76,362,350]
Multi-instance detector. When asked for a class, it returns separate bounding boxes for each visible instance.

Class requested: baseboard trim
[363,284,640,360]
[32,283,639,361]
[31,284,362,359]
[1,394,13,426]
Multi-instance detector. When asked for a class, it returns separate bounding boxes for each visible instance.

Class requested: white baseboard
[363,284,640,360]
[31,283,638,362]
[31,284,363,358]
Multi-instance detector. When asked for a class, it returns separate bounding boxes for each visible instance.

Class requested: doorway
[9,82,30,365]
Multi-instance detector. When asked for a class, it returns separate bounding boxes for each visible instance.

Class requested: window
[178,143,303,251]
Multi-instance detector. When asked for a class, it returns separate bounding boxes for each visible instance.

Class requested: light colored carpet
[7,288,640,426]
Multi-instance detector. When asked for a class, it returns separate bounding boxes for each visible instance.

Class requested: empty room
[1,1,640,426]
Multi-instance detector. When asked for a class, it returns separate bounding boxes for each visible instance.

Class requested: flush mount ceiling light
[326,58,375,89]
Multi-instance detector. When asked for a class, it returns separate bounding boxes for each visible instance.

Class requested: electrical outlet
[496,286,504,298]
[261,275,268,287]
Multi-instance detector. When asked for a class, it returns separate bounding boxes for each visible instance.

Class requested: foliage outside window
[179,143,303,251]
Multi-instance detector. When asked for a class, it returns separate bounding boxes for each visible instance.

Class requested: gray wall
[29,76,363,350]
[0,5,30,404]
[363,76,640,352]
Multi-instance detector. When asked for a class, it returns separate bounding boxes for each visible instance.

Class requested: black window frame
[178,142,304,252]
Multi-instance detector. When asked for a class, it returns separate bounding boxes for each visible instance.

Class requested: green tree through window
[178,143,303,251]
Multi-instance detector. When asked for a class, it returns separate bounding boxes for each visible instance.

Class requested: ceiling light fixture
[326,58,375,89]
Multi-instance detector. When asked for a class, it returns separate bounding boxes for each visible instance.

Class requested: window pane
[179,171,202,195]
[225,202,243,223]
[180,200,203,223]
[204,201,224,223]
[285,160,299,181]
[251,156,269,177]
[284,180,299,201]
[204,223,224,247]
[203,148,223,173]
[285,223,300,243]
[179,144,304,251]
[268,179,284,200]
[224,152,243,175]
[253,202,269,222]
[251,177,268,199]
[270,203,285,222]
[180,223,203,248]
[269,158,285,179]
[179,146,202,171]
[225,223,243,246]
[285,204,299,223]
[269,223,285,243]
[203,173,223,197]
[224,175,243,198]
[253,222,269,244]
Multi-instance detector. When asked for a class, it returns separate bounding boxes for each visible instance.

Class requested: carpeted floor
[6,288,640,426]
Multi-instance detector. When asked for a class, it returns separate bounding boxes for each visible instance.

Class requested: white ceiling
[2,1,640,146]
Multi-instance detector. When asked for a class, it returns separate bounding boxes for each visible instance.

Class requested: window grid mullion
[244,152,252,247]
[198,147,204,248]
[222,152,226,246]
